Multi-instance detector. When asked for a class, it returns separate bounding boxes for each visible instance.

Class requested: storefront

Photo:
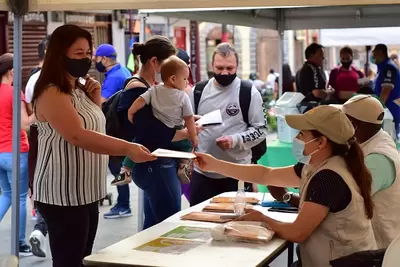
[6,12,47,86]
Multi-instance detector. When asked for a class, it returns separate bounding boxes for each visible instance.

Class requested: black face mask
[341,60,352,69]
[214,73,237,87]
[66,57,92,78]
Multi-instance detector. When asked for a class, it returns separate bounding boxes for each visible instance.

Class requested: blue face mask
[292,137,319,165]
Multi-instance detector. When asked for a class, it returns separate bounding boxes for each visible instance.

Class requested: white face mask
[155,72,163,84]
[292,137,319,165]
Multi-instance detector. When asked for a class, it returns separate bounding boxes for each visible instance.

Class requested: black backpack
[102,76,150,163]
[194,80,267,163]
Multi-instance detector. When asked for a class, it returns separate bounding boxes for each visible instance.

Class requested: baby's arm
[182,93,198,147]
[184,115,198,148]
[128,97,146,123]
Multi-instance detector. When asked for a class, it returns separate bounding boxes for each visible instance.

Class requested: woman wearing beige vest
[340,95,400,249]
[194,105,377,267]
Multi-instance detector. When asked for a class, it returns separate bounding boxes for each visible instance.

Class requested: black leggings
[37,202,99,267]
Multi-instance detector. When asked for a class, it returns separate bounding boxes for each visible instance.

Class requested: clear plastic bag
[210,221,275,244]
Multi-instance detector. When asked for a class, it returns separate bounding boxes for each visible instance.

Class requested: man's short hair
[211,43,239,65]
[340,46,353,57]
[305,43,323,59]
[38,35,51,60]
[160,55,188,82]
[374,44,388,57]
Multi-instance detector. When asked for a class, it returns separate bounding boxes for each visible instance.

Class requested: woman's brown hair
[32,24,93,103]
[0,53,13,82]
[132,35,176,65]
[311,130,374,219]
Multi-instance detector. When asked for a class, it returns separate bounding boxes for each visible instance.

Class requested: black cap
[176,48,190,65]
[373,44,388,56]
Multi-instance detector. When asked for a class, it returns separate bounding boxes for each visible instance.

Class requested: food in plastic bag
[210,221,275,244]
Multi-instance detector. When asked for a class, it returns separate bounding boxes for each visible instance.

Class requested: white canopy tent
[3,0,400,258]
[321,27,400,46]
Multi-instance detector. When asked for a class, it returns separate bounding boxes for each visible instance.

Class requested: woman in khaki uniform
[194,105,377,267]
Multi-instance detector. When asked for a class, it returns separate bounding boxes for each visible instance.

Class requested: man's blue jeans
[133,158,181,230]
[108,161,130,210]
[0,152,28,245]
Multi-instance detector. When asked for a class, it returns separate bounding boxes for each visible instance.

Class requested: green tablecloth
[257,139,297,193]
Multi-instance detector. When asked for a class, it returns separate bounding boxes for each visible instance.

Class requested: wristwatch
[282,192,293,204]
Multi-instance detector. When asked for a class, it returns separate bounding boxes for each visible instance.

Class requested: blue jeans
[108,160,130,210]
[0,152,28,245]
[133,158,181,230]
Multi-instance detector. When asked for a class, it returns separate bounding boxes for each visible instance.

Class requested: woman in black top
[194,105,376,266]
[118,36,195,230]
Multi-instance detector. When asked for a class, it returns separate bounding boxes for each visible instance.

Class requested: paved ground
[1,132,297,267]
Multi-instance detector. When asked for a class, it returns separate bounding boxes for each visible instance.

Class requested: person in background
[189,43,266,206]
[95,44,131,103]
[338,95,400,249]
[249,72,265,91]
[25,35,51,112]
[295,43,330,102]
[176,48,195,201]
[25,36,51,258]
[328,46,364,104]
[372,44,400,137]
[0,53,33,255]
[95,44,134,220]
[32,24,155,267]
[390,54,399,68]
[273,63,296,100]
[266,68,277,89]
[194,105,377,267]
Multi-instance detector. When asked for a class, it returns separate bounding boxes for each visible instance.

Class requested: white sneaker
[29,230,46,258]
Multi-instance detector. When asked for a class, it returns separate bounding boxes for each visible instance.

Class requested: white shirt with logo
[190,77,267,178]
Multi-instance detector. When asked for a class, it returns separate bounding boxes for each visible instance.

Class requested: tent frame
[6,0,25,257]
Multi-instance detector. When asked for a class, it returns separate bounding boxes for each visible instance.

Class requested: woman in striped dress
[31,24,156,267]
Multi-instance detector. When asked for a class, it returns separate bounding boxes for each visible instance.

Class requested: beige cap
[342,95,384,125]
[285,105,355,145]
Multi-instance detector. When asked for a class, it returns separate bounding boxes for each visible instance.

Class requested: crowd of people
[0,23,399,267]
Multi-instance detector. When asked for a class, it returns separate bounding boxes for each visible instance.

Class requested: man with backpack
[94,44,133,219]
[189,43,267,206]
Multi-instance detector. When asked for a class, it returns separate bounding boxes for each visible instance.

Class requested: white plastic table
[84,192,297,267]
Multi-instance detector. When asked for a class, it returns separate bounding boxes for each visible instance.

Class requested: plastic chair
[382,233,400,267]
[0,255,18,267]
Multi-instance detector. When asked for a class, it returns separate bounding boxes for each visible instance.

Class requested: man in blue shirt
[95,44,133,219]
[95,44,132,102]
[372,43,400,136]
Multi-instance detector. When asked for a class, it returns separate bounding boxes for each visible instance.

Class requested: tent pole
[137,13,147,232]
[11,13,23,257]
[277,9,285,98]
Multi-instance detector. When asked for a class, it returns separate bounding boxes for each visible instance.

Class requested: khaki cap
[285,105,355,145]
[342,95,384,125]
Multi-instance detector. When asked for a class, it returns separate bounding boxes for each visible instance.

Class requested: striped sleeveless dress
[33,88,108,206]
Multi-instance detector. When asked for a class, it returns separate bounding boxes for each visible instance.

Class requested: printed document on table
[151,148,196,159]
[197,109,223,127]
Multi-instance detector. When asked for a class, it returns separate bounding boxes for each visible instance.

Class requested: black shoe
[19,243,33,256]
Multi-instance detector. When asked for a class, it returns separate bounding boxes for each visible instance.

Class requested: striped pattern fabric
[33,88,108,206]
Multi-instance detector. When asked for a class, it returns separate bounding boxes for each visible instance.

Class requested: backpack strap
[193,80,209,114]
[239,80,253,126]
[123,76,151,90]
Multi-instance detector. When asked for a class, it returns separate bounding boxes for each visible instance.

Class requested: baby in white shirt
[128,55,198,147]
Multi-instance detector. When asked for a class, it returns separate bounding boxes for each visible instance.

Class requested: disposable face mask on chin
[292,137,319,165]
